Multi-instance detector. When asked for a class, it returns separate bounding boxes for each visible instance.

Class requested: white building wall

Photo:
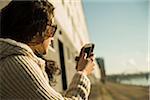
[49,0,101,92]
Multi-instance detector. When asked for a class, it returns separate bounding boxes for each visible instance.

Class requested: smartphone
[83,43,95,58]
[75,43,95,61]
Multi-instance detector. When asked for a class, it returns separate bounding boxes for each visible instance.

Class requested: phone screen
[84,43,94,58]
[75,43,95,61]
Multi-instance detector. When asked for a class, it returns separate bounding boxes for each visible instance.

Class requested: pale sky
[83,0,149,74]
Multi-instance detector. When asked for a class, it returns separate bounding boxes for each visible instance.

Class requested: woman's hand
[76,49,95,75]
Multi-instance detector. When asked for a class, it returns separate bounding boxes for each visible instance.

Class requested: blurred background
[0,0,149,100]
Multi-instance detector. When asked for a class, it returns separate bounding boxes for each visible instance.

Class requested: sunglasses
[45,24,57,38]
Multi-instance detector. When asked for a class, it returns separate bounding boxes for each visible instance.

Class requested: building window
[67,47,70,60]
[67,7,70,17]
[62,0,64,5]
[71,52,75,61]
[59,30,62,35]
[50,40,54,48]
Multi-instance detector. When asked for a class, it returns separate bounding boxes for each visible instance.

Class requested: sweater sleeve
[64,72,91,100]
[1,55,91,100]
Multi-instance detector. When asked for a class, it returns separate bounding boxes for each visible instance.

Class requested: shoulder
[1,54,39,72]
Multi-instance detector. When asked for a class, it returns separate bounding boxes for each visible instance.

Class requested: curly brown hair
[45,59,61,86]
[0,0,54,43]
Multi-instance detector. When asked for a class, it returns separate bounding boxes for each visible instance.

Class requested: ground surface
[89,81,149,100]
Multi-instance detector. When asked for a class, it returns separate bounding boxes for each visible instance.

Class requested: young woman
[0,0,95,99]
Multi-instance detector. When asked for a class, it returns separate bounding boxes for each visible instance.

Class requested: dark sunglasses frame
[46,24,57,38]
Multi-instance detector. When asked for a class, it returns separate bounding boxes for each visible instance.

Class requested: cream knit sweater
[0,38,91,100]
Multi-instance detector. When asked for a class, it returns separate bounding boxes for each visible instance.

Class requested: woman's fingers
[89,53,94,62]
[89,53,94,57]
[76,47,95,75]
[83,57,95,75]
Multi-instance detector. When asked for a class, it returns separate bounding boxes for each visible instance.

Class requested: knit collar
[0,38,45,71]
